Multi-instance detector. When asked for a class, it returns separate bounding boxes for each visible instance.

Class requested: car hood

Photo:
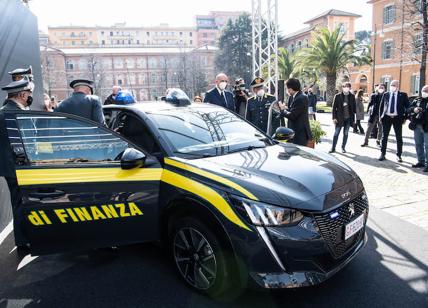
[180,144,363,212]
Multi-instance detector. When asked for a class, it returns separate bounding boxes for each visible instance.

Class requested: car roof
[103,101,222,114]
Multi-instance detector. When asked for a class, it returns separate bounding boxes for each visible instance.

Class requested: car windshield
[147,106,273,158]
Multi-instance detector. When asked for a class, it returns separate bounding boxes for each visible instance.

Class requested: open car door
[2,110,162,255]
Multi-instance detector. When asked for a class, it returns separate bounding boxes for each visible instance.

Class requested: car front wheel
[170,217,234,297]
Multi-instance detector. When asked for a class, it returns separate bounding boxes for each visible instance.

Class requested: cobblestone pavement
[315,112,428,231]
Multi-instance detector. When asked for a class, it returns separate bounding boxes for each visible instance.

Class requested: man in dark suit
[278,78,312,146]
[307,87,317,120]
[330,82,356,153]
[55,79,105,125]
[378,80,410,162]
[203,73,235,111]
[1,79,34,111]
[362,83,385,147]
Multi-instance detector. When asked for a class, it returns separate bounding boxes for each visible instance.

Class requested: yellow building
[368,0,427,96]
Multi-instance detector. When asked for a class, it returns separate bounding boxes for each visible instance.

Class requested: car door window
[15,114,129,165]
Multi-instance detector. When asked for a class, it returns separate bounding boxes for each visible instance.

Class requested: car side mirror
[273,127,295,142]
[120,148,146,170]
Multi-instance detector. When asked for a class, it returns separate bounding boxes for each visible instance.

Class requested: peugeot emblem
[349,203,355,217]
[341,191,351,199]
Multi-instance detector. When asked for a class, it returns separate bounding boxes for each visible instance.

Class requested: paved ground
[0,207,427,307]
[315,112,428,231]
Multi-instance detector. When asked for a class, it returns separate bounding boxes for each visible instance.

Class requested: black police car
[0,90,368,296]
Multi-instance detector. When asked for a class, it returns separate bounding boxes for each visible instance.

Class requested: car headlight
[231,197,303,227]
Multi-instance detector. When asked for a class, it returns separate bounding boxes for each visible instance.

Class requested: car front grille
[314,193,369,259]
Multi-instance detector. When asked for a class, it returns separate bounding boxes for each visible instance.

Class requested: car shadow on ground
[0,224,427,308]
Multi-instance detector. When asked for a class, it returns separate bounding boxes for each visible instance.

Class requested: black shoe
[342,148,347,153]
[360,131,365,135]
[412,162,425,168]
[379,154,386,161]
[397,155,403,163]
[376,140,381,146]
[361,143,368,147]
[424,166,428,172]
[353,130,358,134]
[329,149,335,153]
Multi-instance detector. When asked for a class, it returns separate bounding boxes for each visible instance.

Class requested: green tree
[299,27,358,106]
[215,14,253,85]
[276,47,297,80]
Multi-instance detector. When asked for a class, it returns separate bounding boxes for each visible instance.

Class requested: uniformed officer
[55,79,105,124]
[8,66,33,82]
[1,79,34,110]
[246,77,281,134]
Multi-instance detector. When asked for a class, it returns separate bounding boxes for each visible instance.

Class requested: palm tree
[299,27,358,106]
[277,47,297,80]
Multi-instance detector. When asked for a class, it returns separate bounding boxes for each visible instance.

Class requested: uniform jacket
[55,92,105,124]
[281,91,312,146]
[379,91,410,121]
[104,94,116,105]
[355,97,365,121]
[332,93,356,127]
[1,99,24,111]
[203,87,235,111]
[367,92,382,123]
[246,93,280,133]
[408,97,428,132]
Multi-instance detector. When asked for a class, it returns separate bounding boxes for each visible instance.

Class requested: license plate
[344,214,365,240]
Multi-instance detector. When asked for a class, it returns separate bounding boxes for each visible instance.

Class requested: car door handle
[28,190,66,200]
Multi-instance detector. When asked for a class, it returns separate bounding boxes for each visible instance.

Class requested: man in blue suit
[203,73,235,111]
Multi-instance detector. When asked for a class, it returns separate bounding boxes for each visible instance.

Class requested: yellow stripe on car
[164,158,258,201]
[161,169,251,231]
[16,167,163,186]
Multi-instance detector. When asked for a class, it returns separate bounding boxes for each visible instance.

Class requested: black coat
[55,92,105,124]
[104,94,116,105]
[332,93,356,127]
[379,91,410,121]
[0,99,24,111]
[307,93,317,111]
[281,92,312,146]
[203,87,235,111]
[408,97,428,132]
[367,92,382,123]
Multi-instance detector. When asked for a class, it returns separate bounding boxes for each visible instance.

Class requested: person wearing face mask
[378,80,410,162]
[233,78,250,117]
[307,87,317,120]
[330,82,356,153]
[362,84,386,147]
[246,77,280,134]
[203,73,235,111]
[408,85,428,172]
[1,79,34,110]
[278,78,312,146]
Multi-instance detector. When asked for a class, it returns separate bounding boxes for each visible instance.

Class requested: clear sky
[29,0,372,34]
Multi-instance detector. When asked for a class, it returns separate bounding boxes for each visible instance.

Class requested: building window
[414,33,423,54]
[190,40,193,45]
[71,32,75,37]
[291,44,295,53]
[102,40,105,45]
[110,31,113,36]
[137,40,140,44]
[117,79,123,86]
[128,40,132,44]
[65,60,74,70]
[203,33,208,38]
[338,23,346,34]
[382,40,394,59]
[147,32,150,36]
[303,39,309,48]
[381,76,391,90]
[114,58,124,69]
[81,41,84,45]
[383,5,396,24]
[71,41,76,46]
[101,31,104,35]
[190,32,193,37]
[411,75,421,95]
[297,41,302,49]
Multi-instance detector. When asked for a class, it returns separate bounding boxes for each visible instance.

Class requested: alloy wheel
[173,227,217,290]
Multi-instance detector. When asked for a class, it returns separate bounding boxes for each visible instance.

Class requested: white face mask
[390,86,398,92]
[422,92,428,98]
[343,87,350,94]
[218,82,227,91]
[378,88,385,94]
[257,89,265,97]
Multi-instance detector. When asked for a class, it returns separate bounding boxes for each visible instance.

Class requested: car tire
[169,216,235,298]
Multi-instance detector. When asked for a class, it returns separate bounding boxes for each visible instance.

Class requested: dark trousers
[381,115,403,156]
[353,120,364,133]
[332,118,352,150]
